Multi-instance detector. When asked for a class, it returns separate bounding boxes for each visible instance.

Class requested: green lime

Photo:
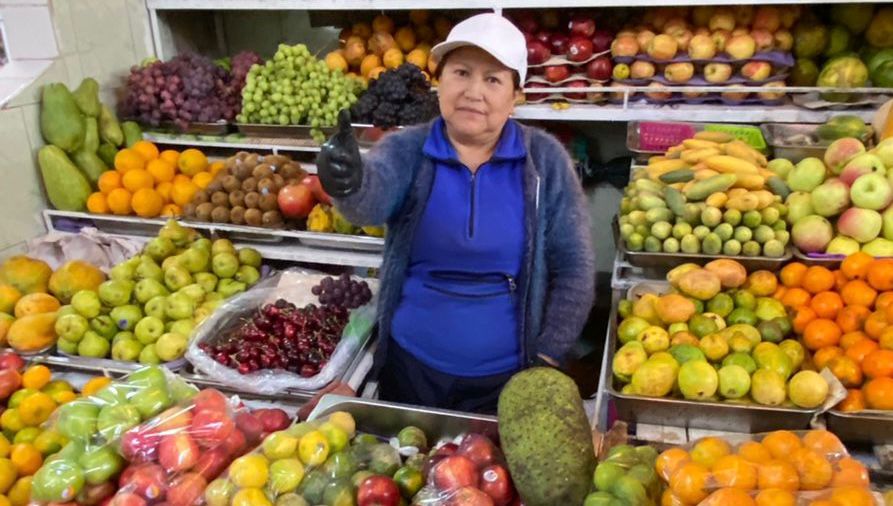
[707,293,734,318]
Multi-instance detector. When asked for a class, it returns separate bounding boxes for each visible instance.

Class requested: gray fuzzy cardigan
[336,119,595,373]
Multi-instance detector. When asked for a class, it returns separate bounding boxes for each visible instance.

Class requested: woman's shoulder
[517,122,572,169]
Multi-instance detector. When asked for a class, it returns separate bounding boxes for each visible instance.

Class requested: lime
[742,240,762,257]
[618,300,633,319]
[673,222,692,240]
[680,234,700,254]
[727,308,757,326]
[269,458,304,494]
[734,226,753,243]
[742,210,762,228]
[693,225,710,240]
[393,466,424,499]
[733,290,757,310]
[663,237,680,253]
[723,239,742,256]
[714,223,734,241]
[723,208,742,226]
[706,293,734,318]
[318,422,349,453]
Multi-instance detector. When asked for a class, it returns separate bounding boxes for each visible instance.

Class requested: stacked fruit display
[777,136,893,256]
[657,430,872,505]
[325,11,450,82]
[236,43,364,142]
[88,140,218,218]
[608,5,801,103]
[30,366,198,503]
[776,254,893,412]
[350,64,440,128]
[585,444,661,505]
[614,259,832,409]
[619,131,790,257]
[55,221,263,364]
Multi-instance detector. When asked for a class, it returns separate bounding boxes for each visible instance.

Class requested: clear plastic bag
[185,269,378,395]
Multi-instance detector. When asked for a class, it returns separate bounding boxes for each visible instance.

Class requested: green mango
[40,83,85,152]
[99,105,124,146]
[72,78,100,117]
[38,146,91,211]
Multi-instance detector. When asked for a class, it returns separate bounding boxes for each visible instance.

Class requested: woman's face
[437,46,520,142]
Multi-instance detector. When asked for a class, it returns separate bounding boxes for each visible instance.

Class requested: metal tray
[825,410,893,445]
[236,123,337,139]
[296,231,385,252]
[791,247,843,267]
[130,120,231,135]
[622,243,792,272]
[308,395,499,442]
[761,123,875,164]
[47,350,188,373]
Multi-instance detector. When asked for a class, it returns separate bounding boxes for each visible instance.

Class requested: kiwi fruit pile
[183,152,307,228]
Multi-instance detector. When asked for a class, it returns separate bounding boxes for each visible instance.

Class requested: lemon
[229,454,269,489]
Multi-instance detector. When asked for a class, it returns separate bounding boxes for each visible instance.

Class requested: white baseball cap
[431,13,527,84]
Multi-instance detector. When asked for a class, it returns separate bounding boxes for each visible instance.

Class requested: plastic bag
[25,228,142,271]
[585,442,663,506]
[185,269,378,395]
[30,365,198,504]
[657,429,880,506]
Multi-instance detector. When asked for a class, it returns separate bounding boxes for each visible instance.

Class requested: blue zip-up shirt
[390,118,527,376]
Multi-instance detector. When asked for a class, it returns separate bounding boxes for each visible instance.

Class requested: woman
[317,13,595,413]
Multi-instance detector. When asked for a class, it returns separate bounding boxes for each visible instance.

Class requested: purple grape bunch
[311,273,372,309]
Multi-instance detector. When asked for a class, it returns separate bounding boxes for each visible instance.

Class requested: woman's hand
[316,109,363,197]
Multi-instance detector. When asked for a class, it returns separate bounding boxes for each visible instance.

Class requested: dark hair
[434,48,521,89]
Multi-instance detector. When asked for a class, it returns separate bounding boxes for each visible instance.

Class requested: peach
[630,60,656,79]
[647,34,679,61]
[672,30,693,51]
[689,34,716,59]
[726,34,757,59]
[742,61,772,81]
[665,62,695,83]
[611,36,639,57]
[824,138,867,174]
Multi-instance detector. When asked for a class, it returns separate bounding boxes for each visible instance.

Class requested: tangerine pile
[776,253,893,411]
[87,142,222,219]
[658,430,873,506]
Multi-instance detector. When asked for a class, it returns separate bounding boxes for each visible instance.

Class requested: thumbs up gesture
[316,109,363,198]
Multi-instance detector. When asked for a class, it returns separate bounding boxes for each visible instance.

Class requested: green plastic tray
[704,124,768,152]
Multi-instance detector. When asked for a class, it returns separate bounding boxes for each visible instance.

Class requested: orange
[18,393,54,427]
[864,311,888,339]
[122,169,154,192]
[86,192,109,214]
[877,291,893,311]
[790,448,832,490]
[802,318,841,350]
[842,252,874,280]
[881,327,893,350]
[160,149,180,167]
[9,444,40,476]
[841,331,870,350]
[761,431,802,461]
[803,266,835,294]
[192,171,214,189]
[21,366,50,390]
[836,388,865,412]
[780,262,807,288]
[106,188,133,216]
[0,458,16,494]
[656,447,691,481]
[209,160,226,177]
[131,140,159,161]
[862,349,893,378]
[178,148,208,176]
[690,437,732,468]
[829,486,875,506]
[81,376,112,396]
[711,455,757,490]
[781,288,811,309]
[160,204,181,217]
[131,188,164,218]
[660,489,686,506]
[834,269,848,291]
[97,171,122,194]
[837,306,870,334]
[755,489,796,506]
[146,159,175,183]
[773,286,787,301]
[845,337,879,364]
[173,174,192,185]
[809,501,835,506]
[171,180,199,207]
[156,181,173,203]
[738,441,772,465]
[864,377,893,409]
[792,306,817,334]
[830,457,870,488]
[701,488,756,506]
[841,280,877,308]
[669,462,710,504]
[802,430,847,457]
[813,346,844,370]
[746,271,778,296]
[52,390,76,405]
[868,258,893,291]
[114,148,145,174]
[810,291,844,319]
[828,356,862,387]
[883,300,893,323]
[757,460,799,491]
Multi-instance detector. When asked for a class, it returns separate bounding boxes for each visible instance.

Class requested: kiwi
[230,206,246,225]
[258,193,278,212]
[280,163,306,180]
[244,191,261,209]
[244,153,260,166]
[224,157,237,171]
[242,177,258,192]
[271,174,285,189]
[229,190,246,208]
[262,210,283,227]
[257,177,277,195]
[222,175,241,192]
[252,164,274,179]
[265,154,290,167]
[234,163,252,181]
[182,203,196,218]
[195,202,214,221]
[211,206,230,223]
[192,190,210,205]
[235,151,250,160]
[211,191,230,207]
[206,179,224,193]
[244,208,263,226]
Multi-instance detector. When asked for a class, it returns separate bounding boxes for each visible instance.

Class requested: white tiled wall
[0,0,153,252]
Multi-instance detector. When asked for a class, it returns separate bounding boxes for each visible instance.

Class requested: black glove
[316,109,363,198]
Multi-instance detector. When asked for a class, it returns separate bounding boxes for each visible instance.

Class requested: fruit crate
[825,410,893,445]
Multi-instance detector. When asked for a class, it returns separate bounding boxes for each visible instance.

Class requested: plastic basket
[634,122,697,152]
[704,123,768,152]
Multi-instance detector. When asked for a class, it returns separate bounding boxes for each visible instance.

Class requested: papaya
[0,256,52,294]
[82,117,100,152]
[121,121,143,148]
[72,149,108,187]
[0,313,12,346]
[13,293,60,318]
[72,77,100,117]
[38,145,92,211]
[704,259,747,288]
[48,261,107,304]
[99,105,124,146]
[0,283,21,314]
[97,143,118,167]
[678,268,722,301]
[655,293,696,324]
[7,312,58,353]
[40,83,85,152]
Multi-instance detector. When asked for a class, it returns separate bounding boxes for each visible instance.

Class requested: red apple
[159,433,199,473]
[480,465,515,506]
[630,60,656,79]
[152,407,192,433]
[563,80,588,100]
[566,37,594,62]
[253,408,291,432]
[447,487,495,506]
[585,56,613,81]
[591,29,613,53]
[704,62,733,83]
[524,82,550,102]
[167,473,207,506]
[277,183,317,220]
[457,433,498,469]
[222,428,247,456]
[514,12,538,34]
[568,16,595,38]
[548,33,569,56]
[533,30,551,46]
[433,456,479,491]
[110,493,148,506]
[301,175,332,206]
[753,5,781,32]
[357,476,401,506]
[523,32,533,43]
[526,40,551,65]
[193,447,231,480]
[190,409,235,448]
[120,429,161,464]
[0,351,24,371]
[741,60,772,81]
[235,411,264,445]
[0,369,21,400]
[610,36,639,57]
[119,463,166,501]
[543,65,571,83]
[192,389,228,415]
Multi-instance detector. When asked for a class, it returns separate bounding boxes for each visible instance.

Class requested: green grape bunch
[237,43,365,142]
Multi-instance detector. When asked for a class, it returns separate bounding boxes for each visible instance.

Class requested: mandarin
[868,259,893,291]
[97,171,121,194]
[864,377,893,410]
[803,319,842,350]
[811,292,844,319]
[701,488,756,506]
[837,306,871,334]
[755,489,796,506]
[780,262,807,288]
[828,356,863,388]
[813,346,844,370]
[864,311,889,339]
[712,455,757,490]
[669,462,711,504]
[802,430,847,457]
[829,486,875,506]
[656,447,691,481]
[790,448,833,490]
[842,252,874,280]
[841,280,877,308]
[862,349,893,379]
[845,338,879,364]
[757,460,799,491]
[830,457,870,488]
[841,330,871,350]
[793,306,817,334]
[877,291,893,311]
[737,441,772,465]
[781,288,811,309]
[803,266,835,294]
[746,271,778,296]
[836,388,865,412]
[761,431,802,461]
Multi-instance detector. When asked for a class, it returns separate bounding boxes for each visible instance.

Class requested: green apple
[31,457,86,502]
[126,365,167,390]
[78,332,110,358]
[235,265,260,286]
[56,337,79,355]
[110,305,143,331]
[134,278,169,304]
[194,272,218,294]
[135,256,164,282]
[212,253,239,278]
[164,265,193,292]
[155,332,188,361]
[180,247,211,274]
[130,385,171,418]
[134,316,165,345]
[56,400,100,441]
[238,247,262,268]
[216,279,246,298]
[145,236,176,261]
[55,314,89,342]
[192,237,212,253]
[109,257,140,282]
[71,290,102,319]
[111,337,143,362]
[144,295,167,320]
[139,344,161,365]
[56,305,78,318]
[98,280,134,308]
[90,316,117,339]
[97,404,141,441]
[79,445,124,485]
[178,283,205,303]
[112,331,135,345]
[165,292,195,320]
[93,384,128,407]
[169,319,195,338]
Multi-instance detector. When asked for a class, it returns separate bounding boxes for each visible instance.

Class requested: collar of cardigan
[422,116,528,164]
